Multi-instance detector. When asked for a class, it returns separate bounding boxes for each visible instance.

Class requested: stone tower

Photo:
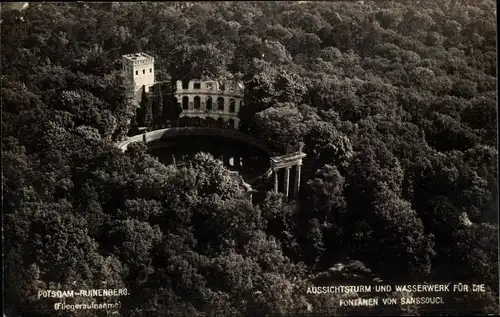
[122,53,155,106]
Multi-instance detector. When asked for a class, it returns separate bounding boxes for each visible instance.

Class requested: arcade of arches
[178,96,241,113]
[176,95,242,129]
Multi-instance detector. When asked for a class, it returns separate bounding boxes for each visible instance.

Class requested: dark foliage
[2,1,497,316]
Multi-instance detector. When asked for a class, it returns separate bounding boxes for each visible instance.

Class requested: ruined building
[121,53,307,202]
[122,53,243,130]
[174,79,244,129]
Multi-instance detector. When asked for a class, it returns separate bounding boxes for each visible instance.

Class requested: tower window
[135,70,138,75]
[229,99,236,113]
[150,68,152,73]
[143,69,145,74]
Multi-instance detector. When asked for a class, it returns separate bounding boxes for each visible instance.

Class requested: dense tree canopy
[2,1,497,316]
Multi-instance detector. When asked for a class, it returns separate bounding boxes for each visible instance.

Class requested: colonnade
[273,164,302,198]
[271,152,307,200]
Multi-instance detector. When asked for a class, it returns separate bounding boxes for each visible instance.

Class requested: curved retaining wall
[117,127,272,155]
[117,127,306,194]
[118,127,275,188]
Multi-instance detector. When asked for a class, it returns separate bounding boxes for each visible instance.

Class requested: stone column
[293,164,302,198]
[224,97,230,114]
[274,169,279,193]
[200,96,205,111]
[284,167,290,197]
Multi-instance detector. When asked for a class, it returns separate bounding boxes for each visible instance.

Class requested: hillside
[2,1,498,316]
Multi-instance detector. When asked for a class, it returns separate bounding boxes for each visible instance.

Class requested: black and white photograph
[2,1,498,316]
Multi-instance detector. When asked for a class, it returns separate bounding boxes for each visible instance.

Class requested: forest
[1,1,498,316]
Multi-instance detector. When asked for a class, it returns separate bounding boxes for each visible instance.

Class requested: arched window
[182,96,189,110]
[206,97,212,111]
[217,117,224,128]
[239,100,243,108]
[229,99,236,113]
[217,97,224,111]
[228,119,235,129]
[194,96,200,109]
